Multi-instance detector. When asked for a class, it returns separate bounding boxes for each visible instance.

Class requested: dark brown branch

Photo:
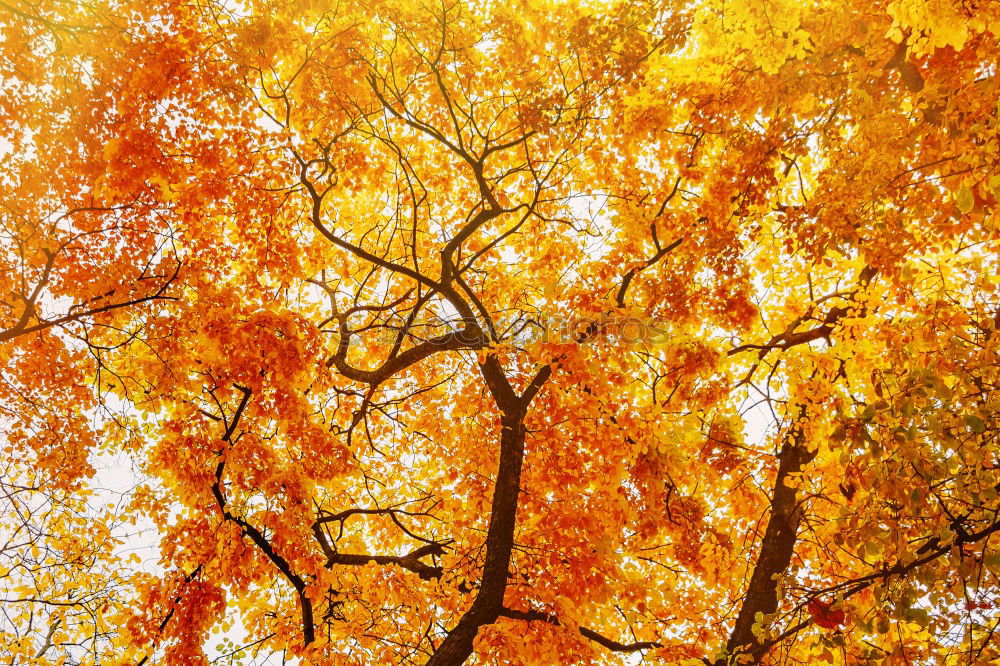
[729,266,876,358]
[223,384,251,442]
[0,258,181,343]
[722,421,814,663]
[325,325,486,385]
[425,354,537,666]
[728,306,847,357]
[208,386,315,646]
[133,565,203,666]
[499,607,663,653]
[293,147,442,293]
[615,234,684,308]
[310,507,448,581]
[324,542,445,581]
[439,205,505,281]
[315,506,430,525]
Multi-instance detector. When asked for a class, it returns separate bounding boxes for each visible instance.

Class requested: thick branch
[325,543,445,581]
[310,518,445,580]
[729,267,876,359]
[294,148,442,294]
[425,354,543,666]
[728,306,847,357]
[326,325,486,385]
[723,422,814,663]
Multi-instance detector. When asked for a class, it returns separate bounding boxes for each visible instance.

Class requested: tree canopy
[2,0,1000,663]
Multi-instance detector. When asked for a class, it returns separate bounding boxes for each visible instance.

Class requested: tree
[1,0,999,663]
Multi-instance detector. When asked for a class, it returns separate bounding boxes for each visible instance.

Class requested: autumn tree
[2,0,1000,664]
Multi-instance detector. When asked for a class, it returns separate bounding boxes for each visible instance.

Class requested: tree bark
[426,356,532,666]
[722,424,814,664]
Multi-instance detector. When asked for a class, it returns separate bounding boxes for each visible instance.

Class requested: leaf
[903,606,930,627]
[955,185,975,214]
[965,414,987,434]
[3,0,1000,663]
[807,599,846,630]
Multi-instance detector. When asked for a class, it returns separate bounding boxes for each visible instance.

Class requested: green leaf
[989,174,1000,196]
[965,414,986,434]
[903,606,930,627]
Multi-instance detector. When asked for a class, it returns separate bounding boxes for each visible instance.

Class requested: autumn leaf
[806,599,846,630]
[2,0,1000,664]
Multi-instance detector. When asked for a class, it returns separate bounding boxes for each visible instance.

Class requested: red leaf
[807,599,846,629]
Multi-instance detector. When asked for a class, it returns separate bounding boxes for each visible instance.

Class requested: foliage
[2,0,1000,664]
